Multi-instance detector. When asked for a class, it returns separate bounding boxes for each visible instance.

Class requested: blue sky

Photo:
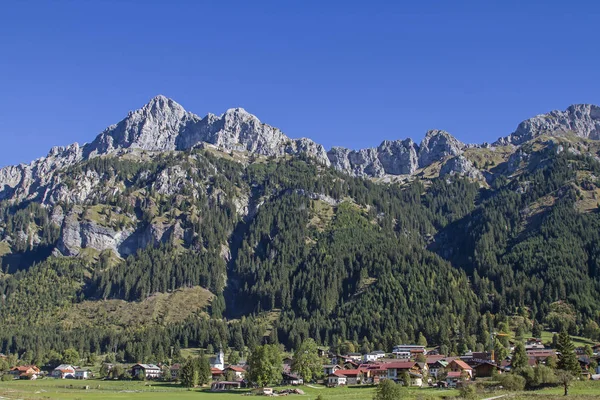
[1,0,599,167]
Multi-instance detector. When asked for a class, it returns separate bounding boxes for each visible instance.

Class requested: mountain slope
[1,98,600,363]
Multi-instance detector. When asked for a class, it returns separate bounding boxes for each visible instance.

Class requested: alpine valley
[1,96,600,362]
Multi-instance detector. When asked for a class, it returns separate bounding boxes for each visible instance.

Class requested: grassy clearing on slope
[55,286,213,330]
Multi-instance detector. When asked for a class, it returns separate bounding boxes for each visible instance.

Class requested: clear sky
[1,0,599,167]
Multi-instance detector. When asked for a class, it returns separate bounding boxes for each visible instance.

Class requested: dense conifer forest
[1,137,600,364]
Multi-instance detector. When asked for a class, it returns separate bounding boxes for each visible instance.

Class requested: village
[3,337,600,394]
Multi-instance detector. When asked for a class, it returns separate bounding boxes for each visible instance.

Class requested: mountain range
[1,96,600,361]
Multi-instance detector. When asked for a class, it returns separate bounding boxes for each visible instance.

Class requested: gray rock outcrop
[495,104,600,146]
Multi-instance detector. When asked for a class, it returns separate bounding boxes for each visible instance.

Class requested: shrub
[1,374,14,381]
[499,373,526,391]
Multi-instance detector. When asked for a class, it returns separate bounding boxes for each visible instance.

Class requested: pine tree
[511,342,528,370]
[556,329,580,375]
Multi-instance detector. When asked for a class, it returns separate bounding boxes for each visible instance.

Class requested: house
[131,363,162,379]
[9,365,40,380]
[447,359,473,378]
[427,359,448,379]
[473,361,500,378]
[211,381,241,391]
[526,349,557,365]
[385,361,422,382]
[211,367,224,380]
[282,372,303,385]
[364,364,388,383]
[446,371,463,387]
[343,360,360,370]
[347,353,362,362]
[224,365,245,381]
[363,351,386,362]
[327,371,348,387]
[392,345,426,359]
[51,364,76,379]
[170,363,181,380]
[336,369,363,385]
[74,368,92,379]
[317,347,328,358]
[210,349,225,370]
[525,338,545,350]
[323,364,341,376]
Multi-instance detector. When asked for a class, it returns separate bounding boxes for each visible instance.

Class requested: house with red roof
[224,365,245,381]
[327,370,348,387]
[447,359,473,378]
[51,364,76,379]
[9,365,40,380]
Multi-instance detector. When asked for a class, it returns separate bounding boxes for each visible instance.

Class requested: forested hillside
[1,98,600,365]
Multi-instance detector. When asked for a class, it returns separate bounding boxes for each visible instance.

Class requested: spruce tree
[556,329,580,375]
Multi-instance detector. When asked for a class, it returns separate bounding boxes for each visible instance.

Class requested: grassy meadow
[1,379,600,400]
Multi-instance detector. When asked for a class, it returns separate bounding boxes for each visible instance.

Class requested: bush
[499,373,526,391]
[1,374,14,381]
[459,384,477,399]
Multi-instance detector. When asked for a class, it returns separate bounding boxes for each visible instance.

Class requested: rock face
[440,155,484,180]
[326,131,462,177]
[2,98,600,206]
[495,104,600,146]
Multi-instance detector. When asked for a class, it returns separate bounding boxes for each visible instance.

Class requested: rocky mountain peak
[494,104,600,146]
[418,129,464,168]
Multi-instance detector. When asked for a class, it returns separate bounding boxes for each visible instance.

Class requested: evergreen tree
[556,330,580,375]
[511,342,528,370]
[180,358,199,388]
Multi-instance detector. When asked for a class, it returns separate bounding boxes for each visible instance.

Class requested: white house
[327,371,347,387]
[74,368,91,379]
[51,365,76,379]
[131,364,162,379]
[363,351,386,362]
[392,345,426,359]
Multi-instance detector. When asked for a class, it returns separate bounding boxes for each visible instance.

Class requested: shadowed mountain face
[1,97,600,359]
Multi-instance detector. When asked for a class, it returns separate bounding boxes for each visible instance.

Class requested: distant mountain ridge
[1,96,599,202]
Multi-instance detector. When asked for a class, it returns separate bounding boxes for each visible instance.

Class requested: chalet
[9,365,40,380]
[347,353,362,362]
[343,360,360,370]
[211,367,224,380]
[131,363,161,379]
[385,361,421,381]
[473,361,500,378]
[363,351,386,362]
[392,345,426,359]
[170,363,181,379]
[323,364,341,376]
[526,349,557,365]
[426,358,448,379]
[327,371,347,387]
[211,381,241,391]
[446,371,464,388]
[364,364,387,383]
[224,365,245,381]
[336,369,363,385]
[447,359,473,378]
[525,338,545,350]
[74,368,92,379]
[317,347,328,358]
[51,364,76,379]
[282,372,303,385]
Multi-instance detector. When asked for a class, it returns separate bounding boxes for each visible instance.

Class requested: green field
[0,379,455,400]
[1,379,600,400]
